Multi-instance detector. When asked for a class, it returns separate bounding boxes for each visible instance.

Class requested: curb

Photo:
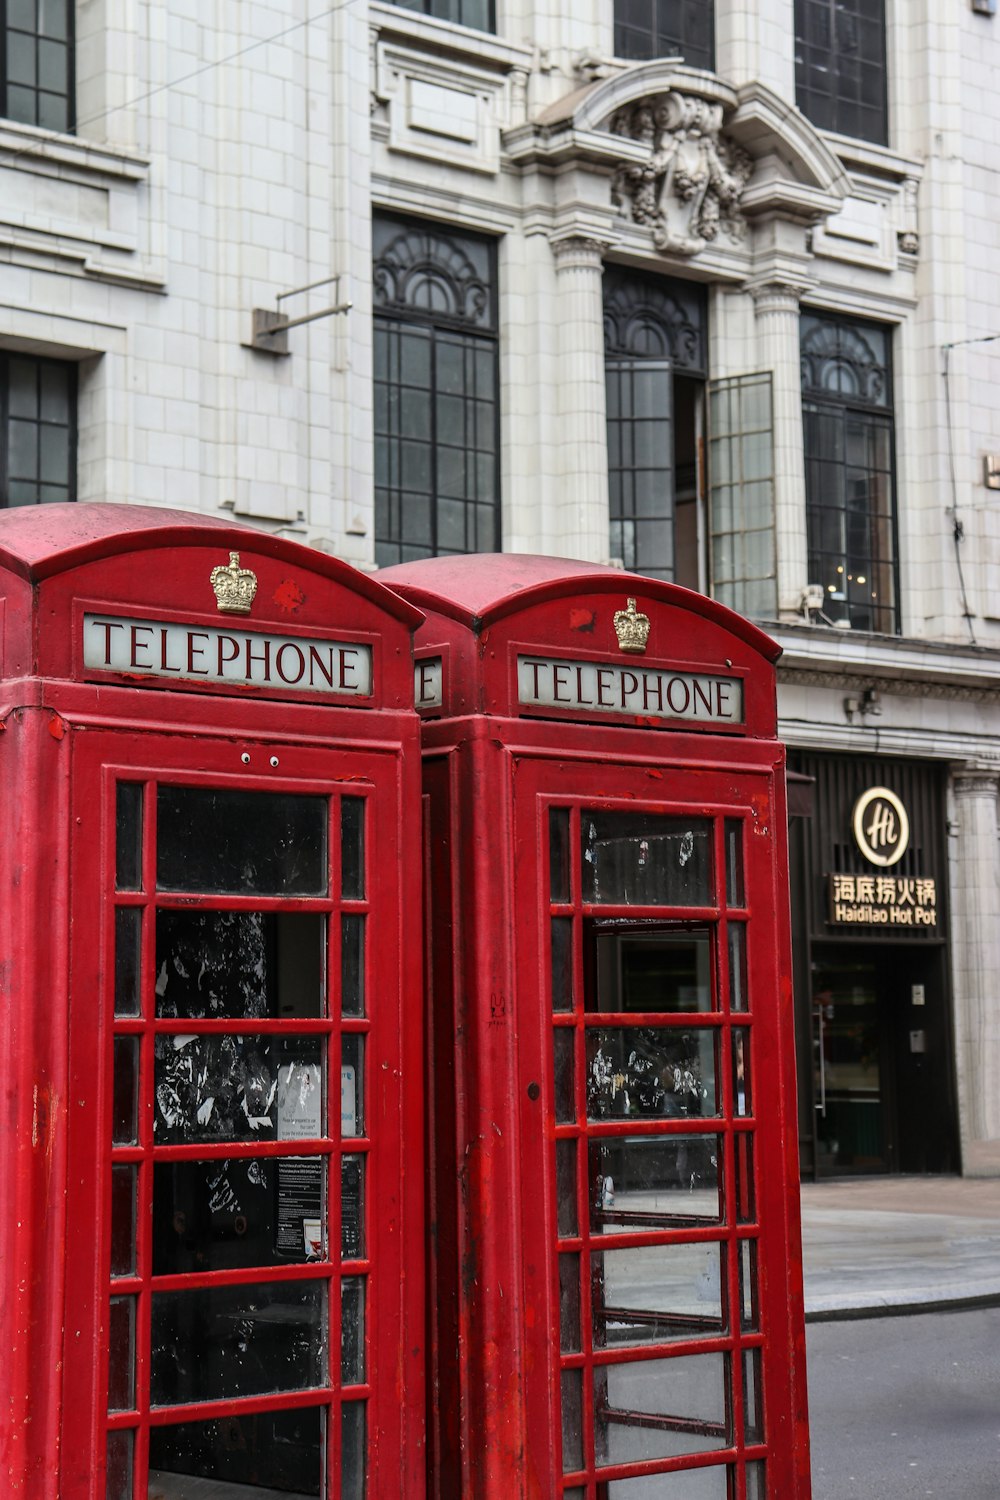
[805,1288,1000,1323]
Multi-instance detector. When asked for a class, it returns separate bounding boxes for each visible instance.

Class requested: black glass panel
[114,908,141,1018]
[380,0,494,30]
[108,1296,135,1412]
[582,814,713,906]
[155,910,324,1019]
[341,1402,366,1500]
[341,1034,364,1138]
[342,1153,364,1260]
[153,1034,324,1144]
[156,788,327,895]
[373,214,499,565]
[112,1037,139,1146]
[586,1028,719,1119]
[105,1428,133,1500]
[794,0,887,145]
[550,807,571,903]
[341,798,365,899]
[551,917,574,1012]
[148,1406,323,1498]
[591,927,713,1013]
[2,355,76,504]
[589,1134,724,1229]
[555,1138,578,1238]
[553,1027,576,1124]
[614,0,714,68]
[150,1282,325,1406]
[591,1241,726,1347]
[115,783,142,890]
[153,1157,326,1273]
[341,1277,365,1383]
[594,1354,729,1465]
[110,1163,136,1278]
[341,914,365,1016]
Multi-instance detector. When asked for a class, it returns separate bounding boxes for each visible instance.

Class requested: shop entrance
[811,946,954,1176]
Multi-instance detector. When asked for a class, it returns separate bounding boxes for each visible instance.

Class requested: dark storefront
[788,751,959,1179]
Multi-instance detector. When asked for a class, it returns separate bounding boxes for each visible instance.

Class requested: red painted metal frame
[382,555,810,1500]
[0,506,426,1500]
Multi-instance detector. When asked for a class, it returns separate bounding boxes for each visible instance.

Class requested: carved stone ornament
[610,92,753,256]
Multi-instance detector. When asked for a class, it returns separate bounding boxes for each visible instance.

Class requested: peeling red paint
[272,578,305,612]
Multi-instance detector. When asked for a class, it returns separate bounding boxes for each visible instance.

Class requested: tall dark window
[382,0,494,32]
[614,0,714,68]
[604,269,707,586]
[794,0,887,145]
[2,0,74,132]
[373,215,499,566]
[1,353,77,506]
[801,311,897,633]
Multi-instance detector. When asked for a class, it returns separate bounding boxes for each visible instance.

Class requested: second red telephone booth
[382,554,811,1500]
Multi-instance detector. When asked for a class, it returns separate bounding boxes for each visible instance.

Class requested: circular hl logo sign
[852,786,910,867]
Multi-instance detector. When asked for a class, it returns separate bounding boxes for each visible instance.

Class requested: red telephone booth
[382,555,810,1500]
[0,505,426,1500]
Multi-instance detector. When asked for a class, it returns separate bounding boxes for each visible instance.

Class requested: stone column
[550,234,610,564]
[749,280,810,619]
[950,764,1000,1173]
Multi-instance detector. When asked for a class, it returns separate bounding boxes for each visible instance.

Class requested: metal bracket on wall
[246,274,351,354]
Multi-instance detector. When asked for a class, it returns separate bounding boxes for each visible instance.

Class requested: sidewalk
[798,1175,1000,1319]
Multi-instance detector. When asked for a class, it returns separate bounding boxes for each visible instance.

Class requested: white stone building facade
[3,0,1000,1175]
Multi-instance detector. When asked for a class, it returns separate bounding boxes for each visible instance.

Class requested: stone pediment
[513,64,850,260]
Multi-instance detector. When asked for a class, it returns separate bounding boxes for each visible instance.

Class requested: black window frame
[1,0,75,134]
[0,351,78,509]
[794,0,888,147]
[373,213,500,567]
[380,0,496,34]
[603,267,708,586]
[614,0,715,69]
[800,310,899,634]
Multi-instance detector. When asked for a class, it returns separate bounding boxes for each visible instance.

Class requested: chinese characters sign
[828,872,937,927]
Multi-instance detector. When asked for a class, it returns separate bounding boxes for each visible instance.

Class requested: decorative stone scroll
[610,92,752,256]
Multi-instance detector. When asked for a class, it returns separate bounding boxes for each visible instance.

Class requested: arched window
[800,311,898,632]
[373,215,499,566]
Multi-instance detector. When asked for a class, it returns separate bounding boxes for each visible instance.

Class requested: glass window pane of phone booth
[108,782,371,1498]
[551,806,762,1497]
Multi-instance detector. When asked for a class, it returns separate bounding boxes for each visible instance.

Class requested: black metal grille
[614,0,714,69]
[1,352,77,507]
[1,0,74,132]
[373,214,499,566]
[794,0,887,145]
[800,311,898,633]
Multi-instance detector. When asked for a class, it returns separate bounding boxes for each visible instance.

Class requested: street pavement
[807,1306,1000,1499]
[799,1175,1000,1318]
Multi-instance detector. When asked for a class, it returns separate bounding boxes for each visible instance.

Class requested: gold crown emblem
[613,597,650,654]
[210,551,258,615]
